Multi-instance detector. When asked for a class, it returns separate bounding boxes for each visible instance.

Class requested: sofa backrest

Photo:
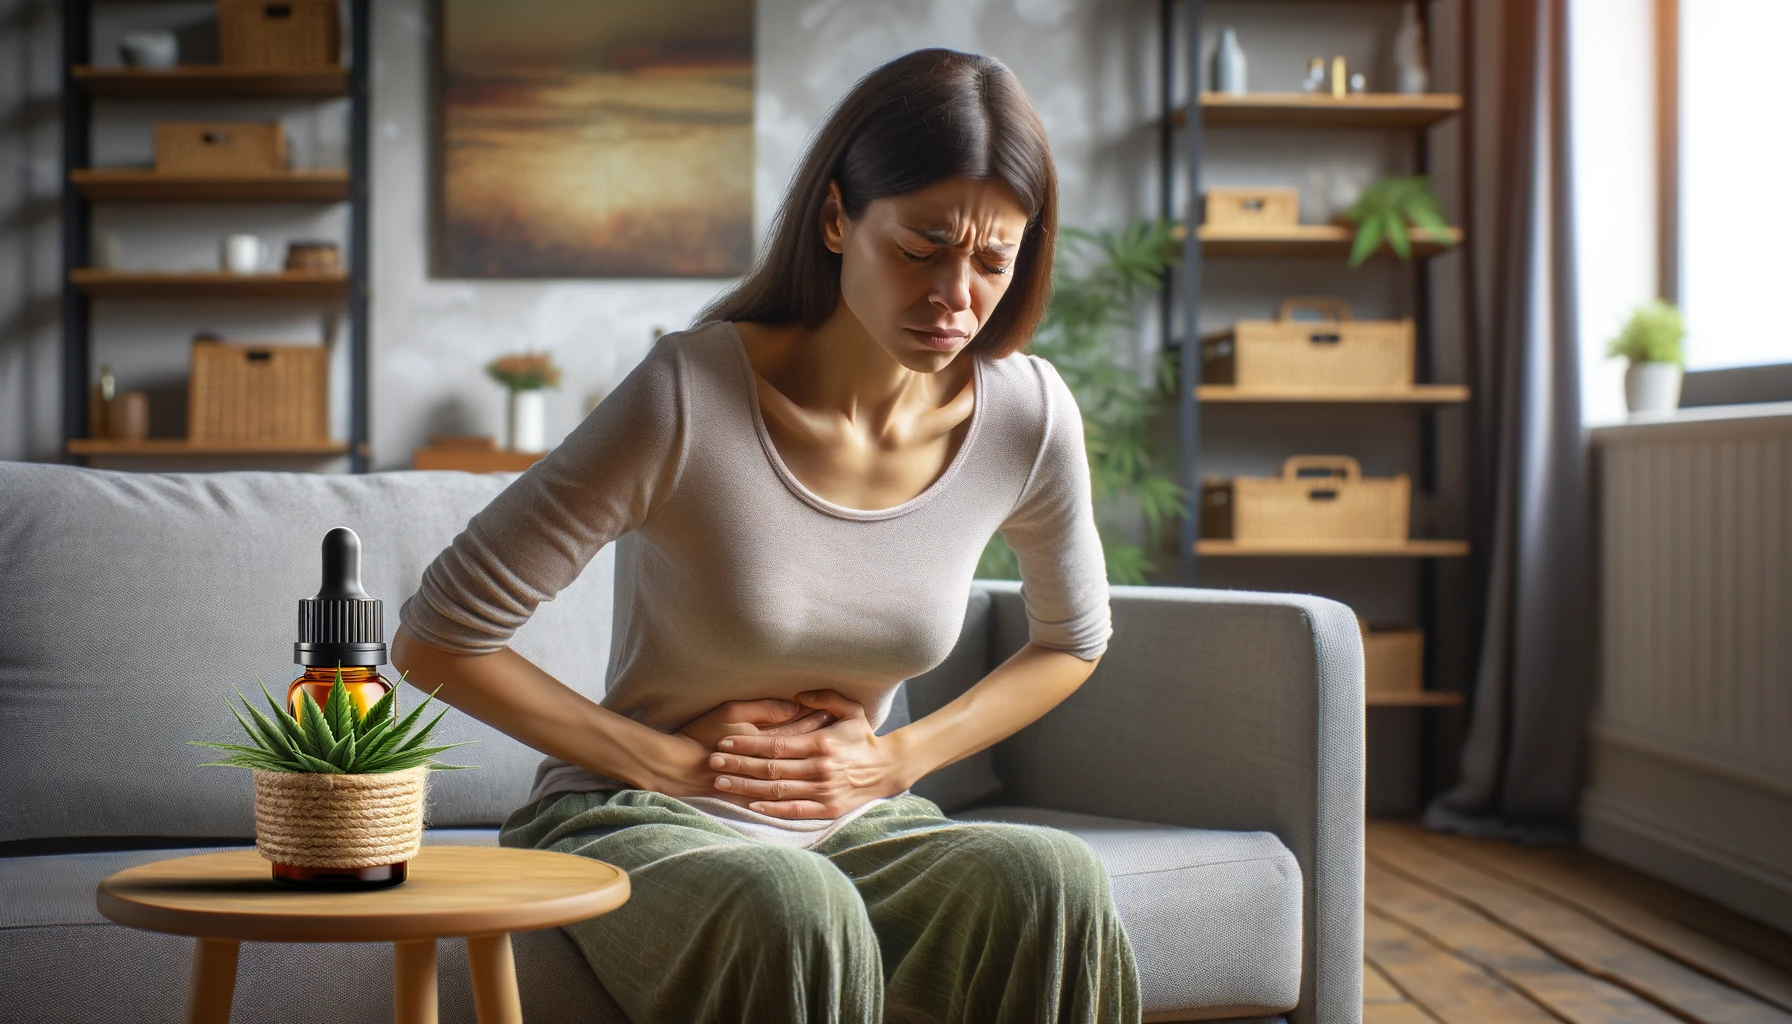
[0,464,613,844]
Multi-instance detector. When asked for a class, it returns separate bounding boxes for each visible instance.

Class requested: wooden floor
[1363,822,1792,1024]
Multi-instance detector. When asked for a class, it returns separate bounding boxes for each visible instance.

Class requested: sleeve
[996,356,1112,662]
[398,339,687,655]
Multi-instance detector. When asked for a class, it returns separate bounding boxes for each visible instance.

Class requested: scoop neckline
[723,320,985,522]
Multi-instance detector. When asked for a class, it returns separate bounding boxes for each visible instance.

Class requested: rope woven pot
[251,766,428,887]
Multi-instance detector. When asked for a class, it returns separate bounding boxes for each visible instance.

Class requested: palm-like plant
[190,668,476,774]
[1341,175,1455,267]
[979,219,1188,585]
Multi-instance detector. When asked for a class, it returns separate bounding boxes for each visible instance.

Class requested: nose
[928,257,974,316]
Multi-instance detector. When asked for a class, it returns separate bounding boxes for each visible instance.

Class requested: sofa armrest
[984,581,1365,1024]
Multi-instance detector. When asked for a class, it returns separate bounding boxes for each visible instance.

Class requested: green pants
[498,789,1141,1024]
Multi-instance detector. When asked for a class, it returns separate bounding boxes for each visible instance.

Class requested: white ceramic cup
[120,31,178,69]
[220,234,270,275]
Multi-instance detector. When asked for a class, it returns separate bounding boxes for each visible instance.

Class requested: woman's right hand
[649,698,838,805]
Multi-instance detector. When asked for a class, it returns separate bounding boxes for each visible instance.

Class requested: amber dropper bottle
[278,526,404,890]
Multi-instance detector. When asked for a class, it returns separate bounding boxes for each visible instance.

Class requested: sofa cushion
[2,812,1296,1023]
[957,806,1303,1021]
[0,465,613,843]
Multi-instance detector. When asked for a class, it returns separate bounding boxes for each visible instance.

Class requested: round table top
[96,846,629,943]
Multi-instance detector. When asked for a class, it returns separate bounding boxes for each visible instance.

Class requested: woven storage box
[1200,456,1411,544]
[1203,187,1299,229]
[220,0,342,67]
[188,340,328,442]
[1362,626,1425,698]
[155,122,286,175]
[1202,297,1414,390]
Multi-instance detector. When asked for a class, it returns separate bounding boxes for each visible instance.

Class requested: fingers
[792,688,867,722]
[756,709,834,736]
[707,751,828,781]
[717,697,803,725]
[741,799,831,819]
[711,774,825,802]
[715,731,823,758]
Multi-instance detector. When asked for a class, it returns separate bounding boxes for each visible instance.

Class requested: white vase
[1624,362,1683,415]
[1213,28,1247,95]
[1393,3,1430,94]
[507,389,547,452]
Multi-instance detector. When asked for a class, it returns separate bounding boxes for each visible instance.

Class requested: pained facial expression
[822,176,1031,369]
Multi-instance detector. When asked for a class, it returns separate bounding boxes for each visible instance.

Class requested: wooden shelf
[1367,692,1467,707]
[1173,92,1463,129]
[1178,223,1464,260]
[68,438,348,457]
[70,269,348,299]
[71,169,350,202]
[1195,539,1471,557]
[1197,385,1470,404]
[73,66,349,97]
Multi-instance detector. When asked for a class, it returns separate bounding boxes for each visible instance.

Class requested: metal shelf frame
[59,0,372,472]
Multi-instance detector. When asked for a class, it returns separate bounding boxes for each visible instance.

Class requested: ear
[820,181,848,255]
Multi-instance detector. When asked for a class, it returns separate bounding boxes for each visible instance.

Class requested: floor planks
[1363,822,1792,1024]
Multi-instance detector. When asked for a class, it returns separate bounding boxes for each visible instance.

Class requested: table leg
[393,939,438,1024]
[467,933,523,1024]
[185,937,239,1024]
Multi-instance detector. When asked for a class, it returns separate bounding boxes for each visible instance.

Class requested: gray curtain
[1424,0,1592,844]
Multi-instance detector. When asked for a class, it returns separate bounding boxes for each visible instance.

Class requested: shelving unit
[60,0,371,472]
[1162,0,1472,735]
[70,269,349,299]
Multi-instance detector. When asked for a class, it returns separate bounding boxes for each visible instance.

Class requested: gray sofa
[0,463,1364,1024]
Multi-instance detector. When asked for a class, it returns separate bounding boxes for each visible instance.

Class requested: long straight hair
[699,49,1058,360]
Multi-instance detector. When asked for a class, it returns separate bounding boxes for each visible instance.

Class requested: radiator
[1584,404,1792,932]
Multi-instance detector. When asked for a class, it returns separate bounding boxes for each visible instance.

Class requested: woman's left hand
[705,689,912,819]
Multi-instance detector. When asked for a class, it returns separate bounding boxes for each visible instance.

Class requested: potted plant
[486,352,562,453]
[1607,300,1686,415]
[191,670,475,889]
[1340,175,1455,267]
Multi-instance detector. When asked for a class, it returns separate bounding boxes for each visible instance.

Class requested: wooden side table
[413,435,548,473]
[96,846,628,1024]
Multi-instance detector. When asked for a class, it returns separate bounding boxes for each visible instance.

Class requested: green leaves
[1341,175,1456,268]
[1606,299,1685,365]
[978,217,1191,586]
[190,666,478,775]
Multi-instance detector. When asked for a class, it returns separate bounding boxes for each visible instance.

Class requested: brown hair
[699,48,1057,360]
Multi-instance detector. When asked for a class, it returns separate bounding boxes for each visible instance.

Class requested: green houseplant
[191,669,476,887]
[1607,299,1686,414]
[979,219,1188,585]
[1341,175,1455,267]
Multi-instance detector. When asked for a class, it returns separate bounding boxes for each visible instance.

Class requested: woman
[393,48,1140,1024]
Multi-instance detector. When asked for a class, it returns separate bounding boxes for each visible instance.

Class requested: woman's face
[823,176,1031,370]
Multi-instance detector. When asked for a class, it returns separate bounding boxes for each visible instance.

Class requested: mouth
[905,326,967,351]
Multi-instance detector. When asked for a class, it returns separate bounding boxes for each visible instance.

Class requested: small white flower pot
[1624,361,1683,415]
[507,389,547,452]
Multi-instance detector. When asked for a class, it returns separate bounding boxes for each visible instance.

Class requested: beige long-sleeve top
[398,319,1111,848]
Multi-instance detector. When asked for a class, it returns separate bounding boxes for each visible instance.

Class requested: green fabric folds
[500,790,1141,1024]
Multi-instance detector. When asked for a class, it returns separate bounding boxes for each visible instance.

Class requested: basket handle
[1275,296,1353,322]
[1281,455,1361,481]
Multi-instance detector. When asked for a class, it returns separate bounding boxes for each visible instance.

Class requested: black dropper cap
[295,527,387,667]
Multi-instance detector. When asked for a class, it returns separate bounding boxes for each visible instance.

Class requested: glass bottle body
[277,664,406,890]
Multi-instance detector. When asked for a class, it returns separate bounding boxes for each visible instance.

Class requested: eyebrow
[905,226,1017,255]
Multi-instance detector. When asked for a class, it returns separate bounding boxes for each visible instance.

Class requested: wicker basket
[1200,456,1410,544]
[1359,621,1425,698]
[219,0,342,68]
[154,121,286,175]
[188,340,328,442]
[1201,297,1414,390]
[1203,187,1299,229]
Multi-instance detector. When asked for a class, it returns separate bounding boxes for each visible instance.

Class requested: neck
[783,303,950,431]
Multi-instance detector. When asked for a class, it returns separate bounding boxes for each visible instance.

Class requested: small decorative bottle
[280,526,402,889]
[1212,27,1247,95]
